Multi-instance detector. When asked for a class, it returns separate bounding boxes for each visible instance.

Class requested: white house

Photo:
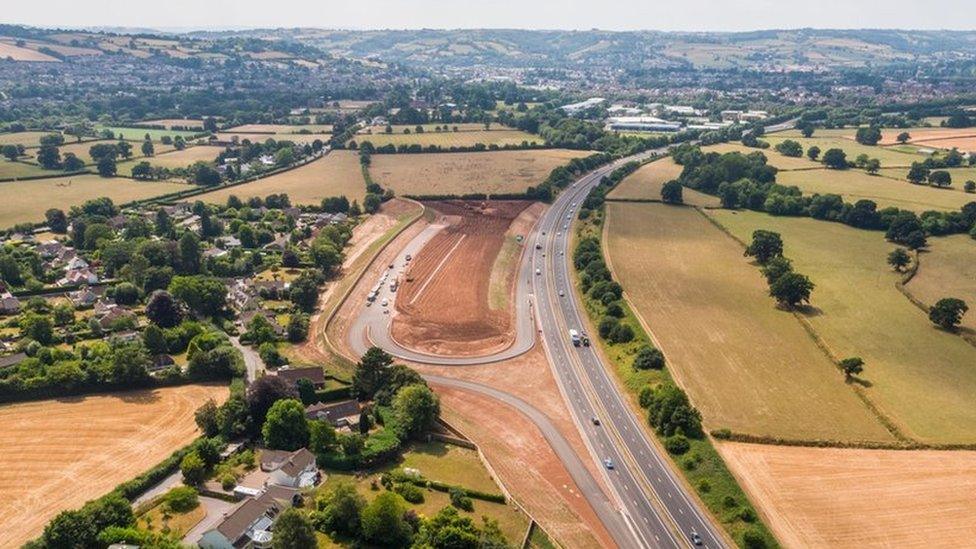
[198,485,300,549]
[267,448,318,489]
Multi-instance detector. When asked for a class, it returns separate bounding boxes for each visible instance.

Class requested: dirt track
[0,384,228,548]
[392,200,535,356]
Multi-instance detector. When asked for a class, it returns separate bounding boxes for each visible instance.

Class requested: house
[260,448,319,488]
[35,240,65,259]
[198,486,300,549]
[0,288,20,315]
[58,268,99,287]
[93,298,118,317]
[305,399,361,429]
[150,354,176,371]
[98,307,135,330]
[275,366,325,389]
[68,287,99,308]
[258,154,276,167]
[239,309,285,336]
[217,235,242,249]
[227,278,259,312]
[65,256,90,271]
[203,247,228,260]
[0,352,26,370]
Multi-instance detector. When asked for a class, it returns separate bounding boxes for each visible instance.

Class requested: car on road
[558,290,564,297]
[535,269,541,275]
[388,263,394,269]
[691,532,703,546]
[405,254,412,261]
[381,298,388,307]
[603,458,614,470]
[591,416,600,425]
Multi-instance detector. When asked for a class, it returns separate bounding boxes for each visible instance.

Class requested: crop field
[392,200,533,356]
[370,149,589,196]
[198,150,365,205]
[116,146,224,177]
[719,442,976,548]
[372,123,497,133]
[215,132,331,145]
[0,131,61,148]
[910,136,976,153]
[604,202,892,441]
[0,41,59,61]
[224,123,333,133]
[710,209,976,444]
[607,158,720,206]
[140,118,205,129]
[0,174,190,228]
[96,126,208,142]
[0,384,228,548]
[905,234,976,332]
[23,140,177,166]
[0,160,53,180]
[878,166,976,188]
[776,168,974,212]
[702,142,819,171]
[354,129,541,148]
[763,136,926,168]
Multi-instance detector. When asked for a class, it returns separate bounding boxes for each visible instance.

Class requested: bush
[394,482,425,504]
[739,507,757,523]
[164,486,199,513]
[633,346,665,370]
[664,434,691,455]
[449,487,474,511]
[609,323,634,343]
[742,528,768,549]
[697,480,711,493]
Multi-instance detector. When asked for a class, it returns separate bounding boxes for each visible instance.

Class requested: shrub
[165,486,199,513]
[394,482,425,504]
[449,487,474,511]
[633,346,665,370]
[664,434,691,455]
[697,480,711,493]
[742,528,768,549]
[739,507,757,523]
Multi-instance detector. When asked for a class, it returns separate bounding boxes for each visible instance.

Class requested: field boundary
[894,249,976,349]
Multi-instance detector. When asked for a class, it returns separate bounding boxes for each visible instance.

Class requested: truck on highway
[569,329,581,346]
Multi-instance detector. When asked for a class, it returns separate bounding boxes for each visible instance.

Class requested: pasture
[0,41,59,61]
[117,146,224,177]
[198,150,365,205]
[777,168,974,212]
[703,142,818,171]
[0,174,190,228]
[0,384,228,548]
[23,139,177,166]
[719,442,976,548]
[140,118,205,129]
[607,157,719,206]
[96,126,208,142]
[353,129,540,148]
[0,160,54,180]
[763,136,926,168]
[0,131,62,148]
[905,234,976,332]
[370,149,589,197]
[215,132,330,146]
[225,123,333,134]
[710,209,976,444]
[604,202,891,442]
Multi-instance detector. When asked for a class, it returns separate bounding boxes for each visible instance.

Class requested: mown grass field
[96,126,207,142]
[878,166,976,190]
[116,146,224,177]
[369,149,589,197]
[23,139,178,166]
[198,150,365,205]
[777,169,974,212]
[607,157,720,206]
[225,123,333,134]
[139,118,205,129]
[0,174,190,228]
[0,160,54,180]
[710,209,976,444]
[905,234,976,332]
[703,142,818,171]
[763,136,926,168]
[215,132,330,146]
[354,129,541,148]
[604,202,891,442]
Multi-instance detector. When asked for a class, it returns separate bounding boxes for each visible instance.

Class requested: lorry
[569,329,581,346]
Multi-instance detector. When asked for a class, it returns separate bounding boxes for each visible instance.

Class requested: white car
[559,290,565,297]
[381,298,389,307]
[603,458,614,470]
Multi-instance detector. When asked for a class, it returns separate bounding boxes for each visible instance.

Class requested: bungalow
[217,235,242,249]
[198,485,300,549]
[0,290,20,315]
[0,352,26,370]
[239,310,285,337]
[68,287,99,308]
[35,240,65,259]
[58,268,99,287]
[203,247,229,260]
[268,448,319,489]
[275,366,325,389]
[98,307,135,330]
[258,154,276,167]
[305,399,360,429]
[65,256,90,271]
[150,354,176,372]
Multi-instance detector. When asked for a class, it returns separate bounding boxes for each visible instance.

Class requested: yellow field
[0,174,190,228]
[0,384,228,548]
[354,129,541,148]
[23,140,177,166]
[777,169,974,212]
[605,203,891,441]
[117,146,224,177]
[0,131,61,148]
[719,442,976,548]
[703,142,819,171]
[711,210,976,444]
[608,158,719,206]
[225,123,333,134]
[905,234,976,332]
[215,132,330,146]
[198,150,365,205]
[370,149,589,196]
[763,136,926,168]
[0,41,59,61]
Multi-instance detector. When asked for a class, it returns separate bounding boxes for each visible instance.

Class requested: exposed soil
[392,200,534,356]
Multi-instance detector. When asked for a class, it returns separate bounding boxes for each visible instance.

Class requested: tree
[141,140,154,157]
[928,170,952,187]
[660,180,683,204]
[855,126,882,146]
[247,375,299,425]
[263,399,310,450]
[774,139,803,157]
[169,275,226,316]
[822,148,848,169]
[309,419,337,454]
[287,313,309,343]
[195,399,220,437]
[907,163,930,184]
[887,248,911,272]
[192,162,221,186]
[20,313,54,345]
[840,357,864,381]
[769,271,815,309]
[62,153,85,171]
[270,508,316,549]
[1,144,18,161]
[317,481,365,537]
[744,230,783,264]
[965,180,976,193]
[865,158,881,175]
[45,208,68,233]
[393,384,440,439]
[36,145,61,169]
[633,346,665,370]
[180,451,206,485]
[352,346,394,399]
[179,232,202,274]
[289,272,320,313]
[806,145,821,161]
[146,290,183,328]
[203,117,218,132]
[360,492,412,547]
[929,298,969,330]
[760,255,793,284]
[97,156,117,177]
[896,132,911,144]
[113,282,141,305]
[363,193,382,214]
[645,382,702,437]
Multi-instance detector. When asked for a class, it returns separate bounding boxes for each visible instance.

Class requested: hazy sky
[7,0,974,32]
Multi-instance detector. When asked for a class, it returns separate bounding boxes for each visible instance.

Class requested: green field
[116,146,223,177]
[353,129,541,148]
[904,234,976,332]
[22,139,178,166]
[95,126,208,142]
[879,166,976,189]
[605,202,892,442]
[703,142,818,171]
[0,160,56,180]
[777,169,975,212]
[607,158,720,206]
[762,136,927,168]
[710,209,976,444]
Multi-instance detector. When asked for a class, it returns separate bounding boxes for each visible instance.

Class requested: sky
[6,0,975,32]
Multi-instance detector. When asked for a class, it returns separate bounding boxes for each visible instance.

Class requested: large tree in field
[744,230,784,264]
[887,248,911,272]
[769,272,815,309]
[822,148,848,169]
[840,357,864,382]
[360,492,412,547]
[855,126,882,146]
[660,180,683,204]
[929,298,969,330]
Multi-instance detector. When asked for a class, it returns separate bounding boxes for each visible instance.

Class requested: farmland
[904,234,976,332]
[198,150,365,205]
[116,146,224,177]
[703,142,818,171]
[762,135,926,167]
[0,160,53,180]
[0,41,59,61]
[23,139,177,166]
[354,128,541,148]
[604,202,892,442]
[215,132,331,146]
[776,168,975,212]
[710,209,976,444]
[719,442,976,548]
[96,126,208,142]
[0,384,228,548]
[225,123,333,133]
[140,118,205,129]
[0,174,190,228]
[0,131,62,148]
[607,157,719,206]
[370,149,589,196]
[879,166,976,188]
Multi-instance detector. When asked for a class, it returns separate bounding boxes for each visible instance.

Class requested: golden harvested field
[0,174,190,228]
[117,146,223,177]
[225,123,333,134]
[371,123,495,133]
[23,140,176,166]
[608,158,719,206]
[711,210,976,444]
[199,150,365,205]
[0,384,228,548]
[703,142,819,171]
[605,203,891,442]
[215,132,330,145]
[140,118,205,129]
[718,442,976,548]
[0,131,60,148]
[777,169,974,212]
[906,235,976,332]
[371,149,589,196]
[0,41,59,61]
[911,136,976,153]
[763,136,925,168]
[879,166,976,188]
[354,129,541,148]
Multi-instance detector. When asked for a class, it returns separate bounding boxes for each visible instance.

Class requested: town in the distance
[1,15,976,549]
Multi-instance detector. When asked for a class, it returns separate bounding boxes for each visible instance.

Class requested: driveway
[183,495,238,546]
[230,336,265,382]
